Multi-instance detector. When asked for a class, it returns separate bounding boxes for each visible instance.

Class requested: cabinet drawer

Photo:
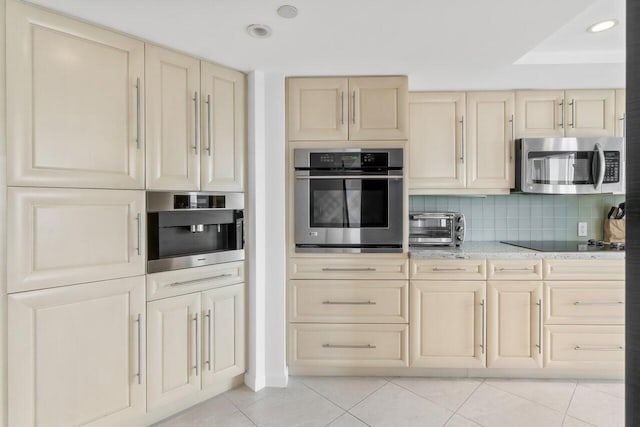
[147,261,244,301]
[411,259,486,280]
[289,324,408,368]
[289,257,409,280]
[288,280,408,323]
[543,259,625,281]
[487,259,542,280]
[544,282,624,325]
[544,325,624,369]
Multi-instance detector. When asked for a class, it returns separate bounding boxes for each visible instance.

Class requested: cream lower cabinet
[410,281,486,368]
[8,276,146,427]
[147,284,245,410]
[487,281,543,368]
[7,0,145,189]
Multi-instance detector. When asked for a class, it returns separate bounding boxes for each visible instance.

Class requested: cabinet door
[8,276,146,427]
[147,293,202,411]
[487,281,543,368]
[201,62,246,191]
[146,44,200,190]
[565,90,616,137]
[515,91,565,138]
[615,89,626,137]
[349,76,409,140]
[410,281,486,368]
[408,92,466,189]
[8,188,145,293]
[287,77,349,141]
[7,1,145,189]
[466,91,515,190]
[202,284,245,388]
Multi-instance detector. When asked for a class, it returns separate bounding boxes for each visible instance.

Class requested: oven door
[294,174,403,252]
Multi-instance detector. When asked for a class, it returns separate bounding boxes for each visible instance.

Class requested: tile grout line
[343,377,390,411]
[221,392,259,426]
[481,380,572,418]
[386,377,469,420]
[450,378,486,426]
[323,410,349,427]
[577,380,626,399]
[561,380,579,427]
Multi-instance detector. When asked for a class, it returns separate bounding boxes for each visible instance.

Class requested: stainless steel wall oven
[294,148,404,253]
[147,192,244,273]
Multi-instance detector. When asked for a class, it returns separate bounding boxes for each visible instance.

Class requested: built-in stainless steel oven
[515,137,625,194]
[147,192,244,273]
[294,148,403,253]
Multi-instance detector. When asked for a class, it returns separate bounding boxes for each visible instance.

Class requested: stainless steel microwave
[515,137,625,194]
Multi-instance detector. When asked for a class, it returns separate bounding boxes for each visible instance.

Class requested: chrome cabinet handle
[559,99,565,129]
[480,299,485,354]
[135,213,142,256]
[495,267,533,271]
[295,175,403,180]
[621,113,626,138]
[135,313,142,385]
[206,94,212,156]
[193,91,199,154]
[322,300,376,305]
[536,299,542,354]
[136,77,141,149]
[352,91,356,124]
[574,345,623,352]
[509,114,515,161]
[569,99,576,128]
[205,309,212,371]
[322,267,376,272]
[573,301,623,306]
[193,313,199,376]
[323,344,376,349]
[169,274,233,287]
[460,115,465,163]
[433,267,466,272]
[340,92,345,125]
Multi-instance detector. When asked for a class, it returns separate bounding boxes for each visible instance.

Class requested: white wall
[245,71,288,390]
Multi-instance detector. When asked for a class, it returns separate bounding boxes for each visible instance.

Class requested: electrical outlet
[578,222,588,237]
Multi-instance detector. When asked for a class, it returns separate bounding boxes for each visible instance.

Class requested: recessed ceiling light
[587,19,618,33]
[246,24,272,38]
[277,5,298,19]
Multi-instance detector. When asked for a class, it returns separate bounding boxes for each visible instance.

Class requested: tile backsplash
[409,194,626,241]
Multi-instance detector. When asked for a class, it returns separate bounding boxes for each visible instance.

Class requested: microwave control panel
[603,152,620,183]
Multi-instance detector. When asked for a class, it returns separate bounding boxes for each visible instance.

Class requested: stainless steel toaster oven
[409,212,465,247]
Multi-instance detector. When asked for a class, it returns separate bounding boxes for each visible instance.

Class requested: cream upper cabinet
[487,281,543,369]
[8,276,146,427]
[410,281,486,368]
[515,91,565,138]
[287,76,408,141]
[7,188,145,293]
[146,45,201,190]
[287,77,349,141]
[615,89,626,137]
[200,62,246,191]
[7,1,145,189]
[466,91,515,189]
[565,90,616,137]
[147,293,202,411]
[408,92,466,189]
[202,284,245,387]
[349,76,409,140]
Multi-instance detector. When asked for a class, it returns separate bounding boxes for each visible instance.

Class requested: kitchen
[0,2,624,422]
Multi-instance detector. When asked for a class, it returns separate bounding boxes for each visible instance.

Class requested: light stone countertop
[409,241,626,260]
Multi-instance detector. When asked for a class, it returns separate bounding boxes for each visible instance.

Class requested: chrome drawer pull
[169,274,233,287]
[433,267,466,272]
[135,77,141,149]
[135,313,142,385]
[322,300,376,305]
[496,267,533,271]
[536,300,542,354]
[295,175,403,180]
[480,299,485,354]
[574,345,623,352]
[573,301,623,306]
[323,344,376,349]
[193,313,199,376]
[322,267,376,272]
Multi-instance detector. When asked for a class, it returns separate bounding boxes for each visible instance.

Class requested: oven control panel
[310,152,388,168]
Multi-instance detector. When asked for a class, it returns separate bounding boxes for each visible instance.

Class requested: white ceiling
[27,0,625,90]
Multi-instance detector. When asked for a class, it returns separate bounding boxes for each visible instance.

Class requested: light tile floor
[155,377,624,427]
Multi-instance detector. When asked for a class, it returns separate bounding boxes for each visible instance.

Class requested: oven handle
[594,143,605,190]
[295,175,403,180]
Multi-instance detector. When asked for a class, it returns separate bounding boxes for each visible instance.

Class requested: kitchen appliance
[515,137,625,194]
[294,148,403,253]
[409,212,465,247]
[147,192,244,273]
[501,240,625,252]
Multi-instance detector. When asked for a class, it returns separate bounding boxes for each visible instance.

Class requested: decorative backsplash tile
[409,194,626,241]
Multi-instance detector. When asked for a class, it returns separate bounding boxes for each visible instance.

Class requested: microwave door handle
[594,143,605,190]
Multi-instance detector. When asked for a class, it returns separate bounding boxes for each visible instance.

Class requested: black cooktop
[501,240,625,252]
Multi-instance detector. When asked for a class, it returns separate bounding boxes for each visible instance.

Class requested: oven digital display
[309,152,388,168]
